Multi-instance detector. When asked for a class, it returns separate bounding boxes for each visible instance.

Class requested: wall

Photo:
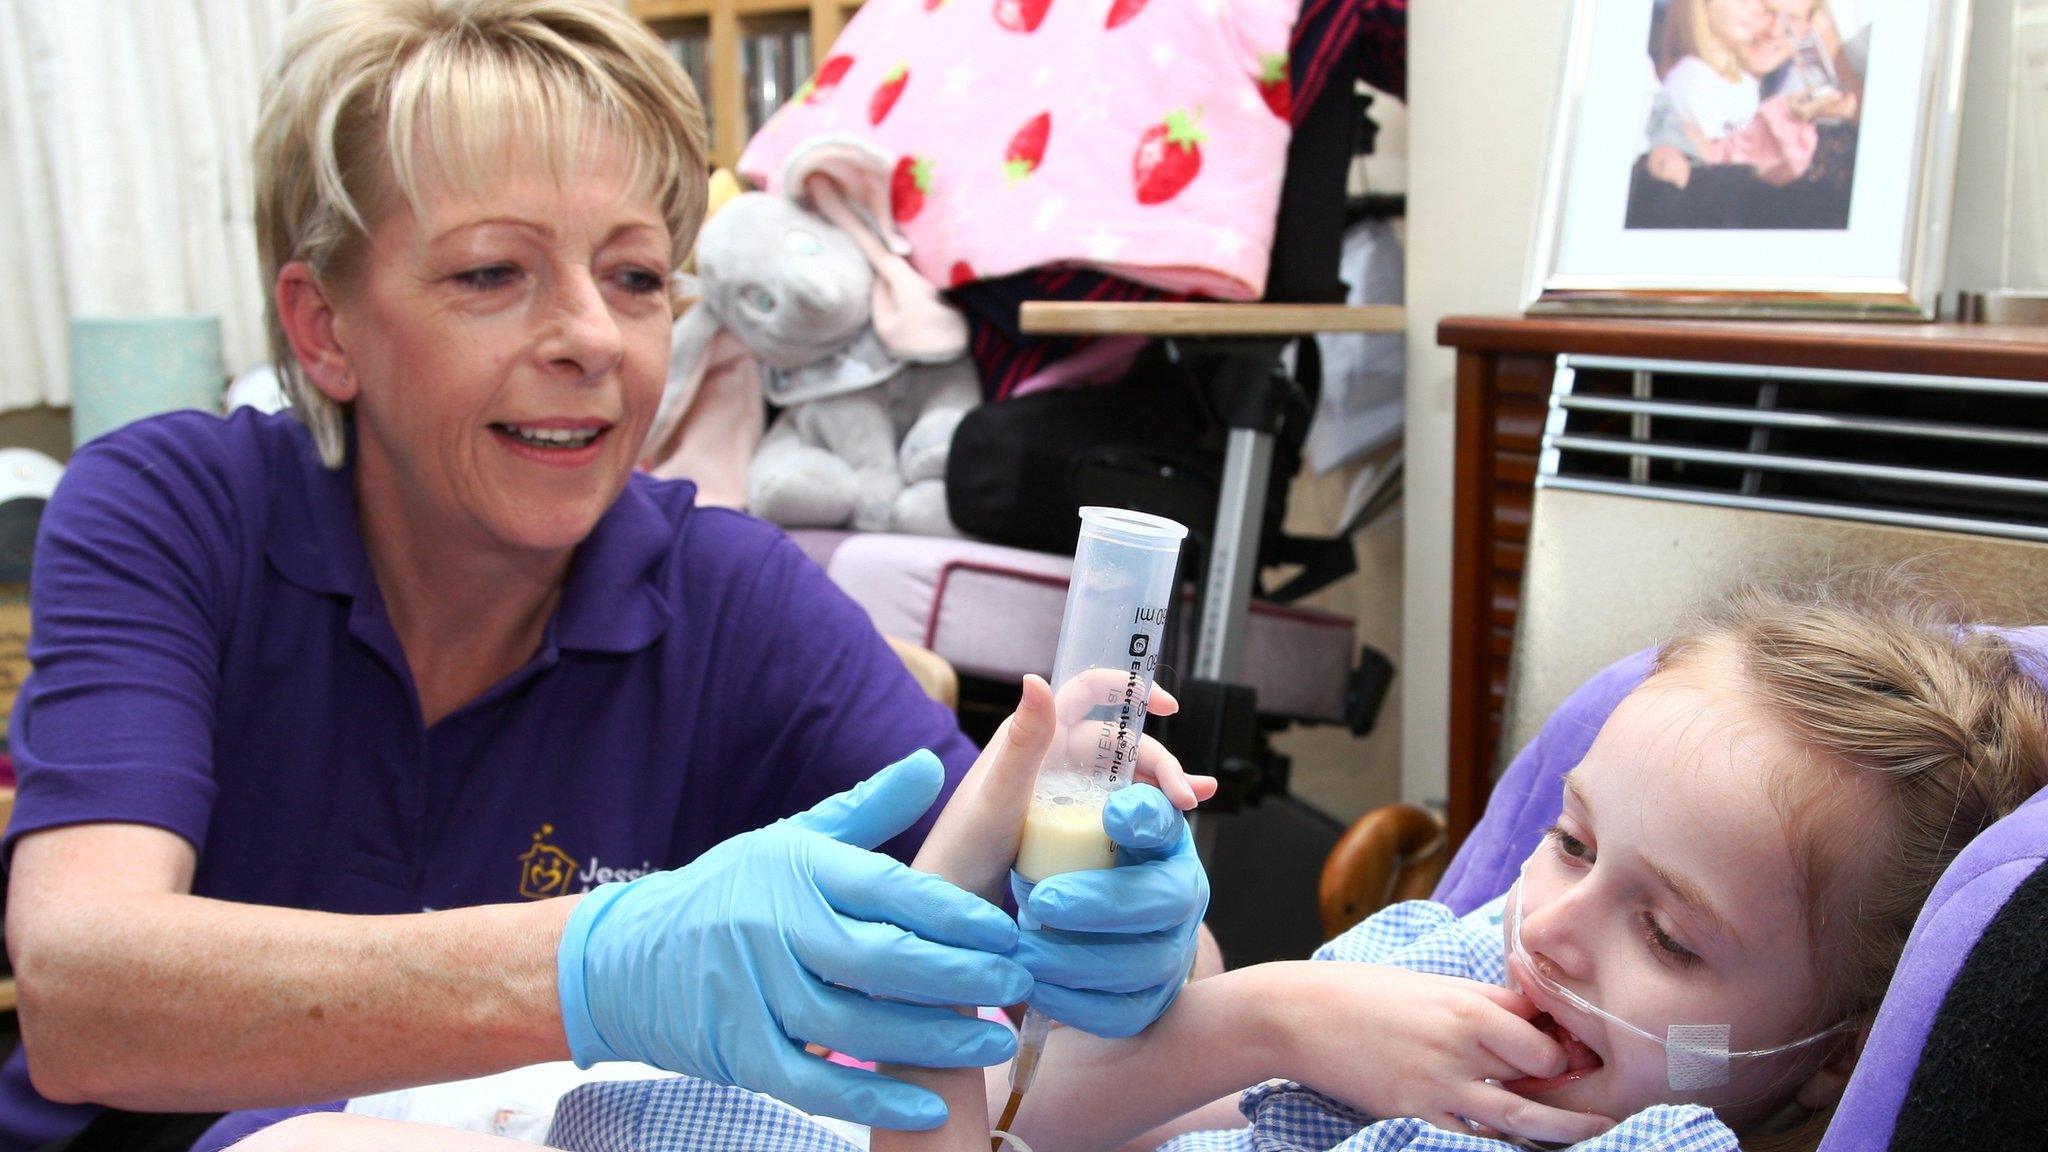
[1400,0,1573,806]
[1947,0,2016,297]
[1397,0,2020,806]
[1271,458,1405,823]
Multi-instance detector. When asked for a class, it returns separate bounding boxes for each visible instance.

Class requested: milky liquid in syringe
[1016,595,1170,881]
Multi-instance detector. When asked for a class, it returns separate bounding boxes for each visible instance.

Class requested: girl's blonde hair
[253,0,708,469]
[1658,0,1743,80]
[1657,571,2048,1149]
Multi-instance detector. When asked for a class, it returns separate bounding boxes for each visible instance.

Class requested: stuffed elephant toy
[639,140,978,536]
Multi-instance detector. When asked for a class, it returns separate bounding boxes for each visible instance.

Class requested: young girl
[882,574,2048,1152]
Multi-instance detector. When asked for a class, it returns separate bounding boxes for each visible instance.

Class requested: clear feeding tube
[994,508,1187,1150]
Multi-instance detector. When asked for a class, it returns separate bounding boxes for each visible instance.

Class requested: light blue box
[68,314,225,448]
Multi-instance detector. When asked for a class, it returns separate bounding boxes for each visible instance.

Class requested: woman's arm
[6,822,573,1109]
[4,426,568,1106]
[11,757,1030,1129]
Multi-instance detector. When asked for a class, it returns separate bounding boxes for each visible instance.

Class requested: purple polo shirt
[0,408,974,1149]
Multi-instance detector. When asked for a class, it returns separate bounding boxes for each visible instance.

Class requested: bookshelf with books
[634,0,856,170]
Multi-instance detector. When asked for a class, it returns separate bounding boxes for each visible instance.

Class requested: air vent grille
[1539,355,2048,543]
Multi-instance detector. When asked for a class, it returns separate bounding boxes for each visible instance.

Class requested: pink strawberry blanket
[736,0,1300,302]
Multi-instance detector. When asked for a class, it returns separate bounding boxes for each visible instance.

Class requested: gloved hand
[1010,783,1210,1037]
[557,750,1032,1130]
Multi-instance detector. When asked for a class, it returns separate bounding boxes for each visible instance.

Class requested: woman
[0,3,1210,1149]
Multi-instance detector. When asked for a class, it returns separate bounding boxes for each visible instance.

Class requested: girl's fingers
[1049,672,1178,725]
[1463,982,1541,1018]
[1425,1114,1487,1141]
[1476,1006,1567,1081]
[1146,681,1178,716]
[1459,1084,1615,1146]
[1008,675,1055,753]
[1131,735,1214,809]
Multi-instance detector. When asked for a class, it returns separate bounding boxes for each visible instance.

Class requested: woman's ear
[275,261,358,404]
[1794,1025,1867,1113]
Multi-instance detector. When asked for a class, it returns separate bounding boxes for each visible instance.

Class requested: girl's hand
[917,676,1218,905]
[1274,962,1617,1145]
[914,675,1058,902]
[1048,672,1216,810]
[1647,146,1693,189]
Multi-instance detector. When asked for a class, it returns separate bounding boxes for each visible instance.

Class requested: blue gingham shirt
[546,901,1737,1152]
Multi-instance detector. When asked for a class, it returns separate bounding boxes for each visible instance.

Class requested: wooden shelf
[1021,302,1406,337]
[634,0,712,18]
[633,0,855,170]
[1436,315,2048,383]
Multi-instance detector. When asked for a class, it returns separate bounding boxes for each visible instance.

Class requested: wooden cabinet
[1437,315,2048,849]
[633,0,857,170]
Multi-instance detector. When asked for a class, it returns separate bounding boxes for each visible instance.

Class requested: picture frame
[1524,0,1972,320]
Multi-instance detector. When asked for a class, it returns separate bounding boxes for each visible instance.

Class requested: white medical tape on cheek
[1665,1024,1732,1090]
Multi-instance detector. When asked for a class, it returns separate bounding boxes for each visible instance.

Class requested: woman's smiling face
[1502,655,1873,1129]
[326,134,673,560]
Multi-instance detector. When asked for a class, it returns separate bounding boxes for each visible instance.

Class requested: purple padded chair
[1430,628,2048,1149]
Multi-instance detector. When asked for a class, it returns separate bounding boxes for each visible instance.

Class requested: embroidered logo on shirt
[518,825,581,900]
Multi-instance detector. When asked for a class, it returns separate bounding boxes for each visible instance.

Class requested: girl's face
[1502,662,1871,1128]
[1704,0,1772,50]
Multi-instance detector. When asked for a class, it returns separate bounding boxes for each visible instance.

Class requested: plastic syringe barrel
[1016,507,1188,882]
[1043,508,1186,796]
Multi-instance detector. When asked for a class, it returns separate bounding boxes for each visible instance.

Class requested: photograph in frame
[1525,0,1970,318]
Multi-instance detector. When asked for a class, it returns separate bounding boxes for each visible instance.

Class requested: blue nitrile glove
[1009,783,1210,1037]
[556,750,1031,1131]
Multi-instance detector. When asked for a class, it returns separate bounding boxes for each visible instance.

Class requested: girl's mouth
[1505,1012,1605,1096]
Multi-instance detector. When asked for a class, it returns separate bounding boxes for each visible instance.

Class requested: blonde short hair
[254,0,708,468]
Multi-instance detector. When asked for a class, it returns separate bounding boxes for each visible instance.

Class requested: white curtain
[0,0,299,410]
